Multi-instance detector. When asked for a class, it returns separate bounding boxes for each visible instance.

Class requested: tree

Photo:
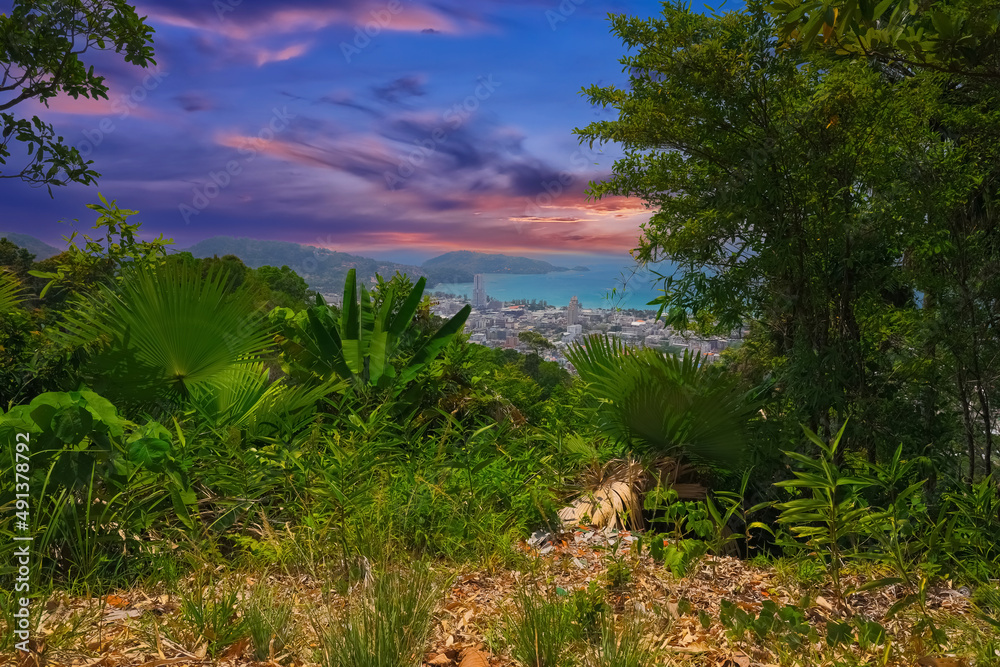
[769,0,1000,478]
[256,264,309,302]
[518,330,554,356]
[574,2,949,465]
[29,193,172,303]
[1,1,156,192]
[0,237,34,277]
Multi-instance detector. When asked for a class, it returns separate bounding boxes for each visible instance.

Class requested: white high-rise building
[472,274,487,309]
[567,295,580,325]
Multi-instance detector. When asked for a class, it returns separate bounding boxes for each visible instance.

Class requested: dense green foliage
[1,1,1000,661]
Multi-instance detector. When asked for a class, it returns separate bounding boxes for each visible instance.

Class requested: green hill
[182,236,428,294]
[421,251,569,283]
[0,232,62,260]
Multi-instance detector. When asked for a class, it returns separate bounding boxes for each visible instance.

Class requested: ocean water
[430,264,671,311]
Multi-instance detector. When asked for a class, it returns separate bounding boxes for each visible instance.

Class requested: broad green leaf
[128,437,171,472]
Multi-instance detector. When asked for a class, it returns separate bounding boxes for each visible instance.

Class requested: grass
[589,615,651,667]
[319,565,441,667]
[245,581,295,661]
[505,586,576,667]
[177,580,247,659]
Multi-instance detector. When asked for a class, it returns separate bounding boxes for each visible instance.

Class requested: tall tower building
[567,295,580,325]
[472,274,487,309]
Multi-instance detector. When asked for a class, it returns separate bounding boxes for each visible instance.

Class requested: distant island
[421,250,571,284]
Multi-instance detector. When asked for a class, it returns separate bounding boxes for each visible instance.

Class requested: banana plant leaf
[272,269,471,393]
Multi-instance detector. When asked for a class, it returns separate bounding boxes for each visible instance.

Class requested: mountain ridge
[182,236,428,294]
[0,232,580,293]
[0,232,62,261]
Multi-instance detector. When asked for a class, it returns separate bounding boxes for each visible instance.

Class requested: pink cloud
[148,3,460,42]
[206,128,650,256]
[30,94,118,116]
[254,42,312,67]
[334,221,643,256]
[508,216,589,223]
[25,91,161,120]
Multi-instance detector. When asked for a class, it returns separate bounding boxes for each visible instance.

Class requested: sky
[0,0,721,265]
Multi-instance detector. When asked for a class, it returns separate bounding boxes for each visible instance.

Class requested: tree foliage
[768,0,1000,80]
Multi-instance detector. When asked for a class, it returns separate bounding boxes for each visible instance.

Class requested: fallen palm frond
[559,457,708,531]
[558,458,650,531]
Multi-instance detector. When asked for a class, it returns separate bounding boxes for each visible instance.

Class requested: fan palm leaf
[566,335,755,465]
[190,362,345,435]
[0,270,26,313]
[58,262,272,399]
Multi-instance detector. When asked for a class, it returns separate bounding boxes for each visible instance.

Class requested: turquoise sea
[430,264,672,312]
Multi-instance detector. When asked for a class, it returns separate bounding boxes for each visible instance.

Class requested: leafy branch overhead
[768,0,1000,80]
[0,0,156,192]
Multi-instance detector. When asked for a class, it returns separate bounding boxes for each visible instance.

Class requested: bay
[429,263,672,311]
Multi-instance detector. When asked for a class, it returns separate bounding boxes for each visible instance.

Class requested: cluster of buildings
[430,274,744,370]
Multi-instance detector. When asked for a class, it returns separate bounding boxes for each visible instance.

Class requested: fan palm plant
[56,262,273,402]
[566,335,756,465]
[559,336,756,531]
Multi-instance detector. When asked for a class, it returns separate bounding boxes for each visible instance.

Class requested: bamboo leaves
[773,422,870,608]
